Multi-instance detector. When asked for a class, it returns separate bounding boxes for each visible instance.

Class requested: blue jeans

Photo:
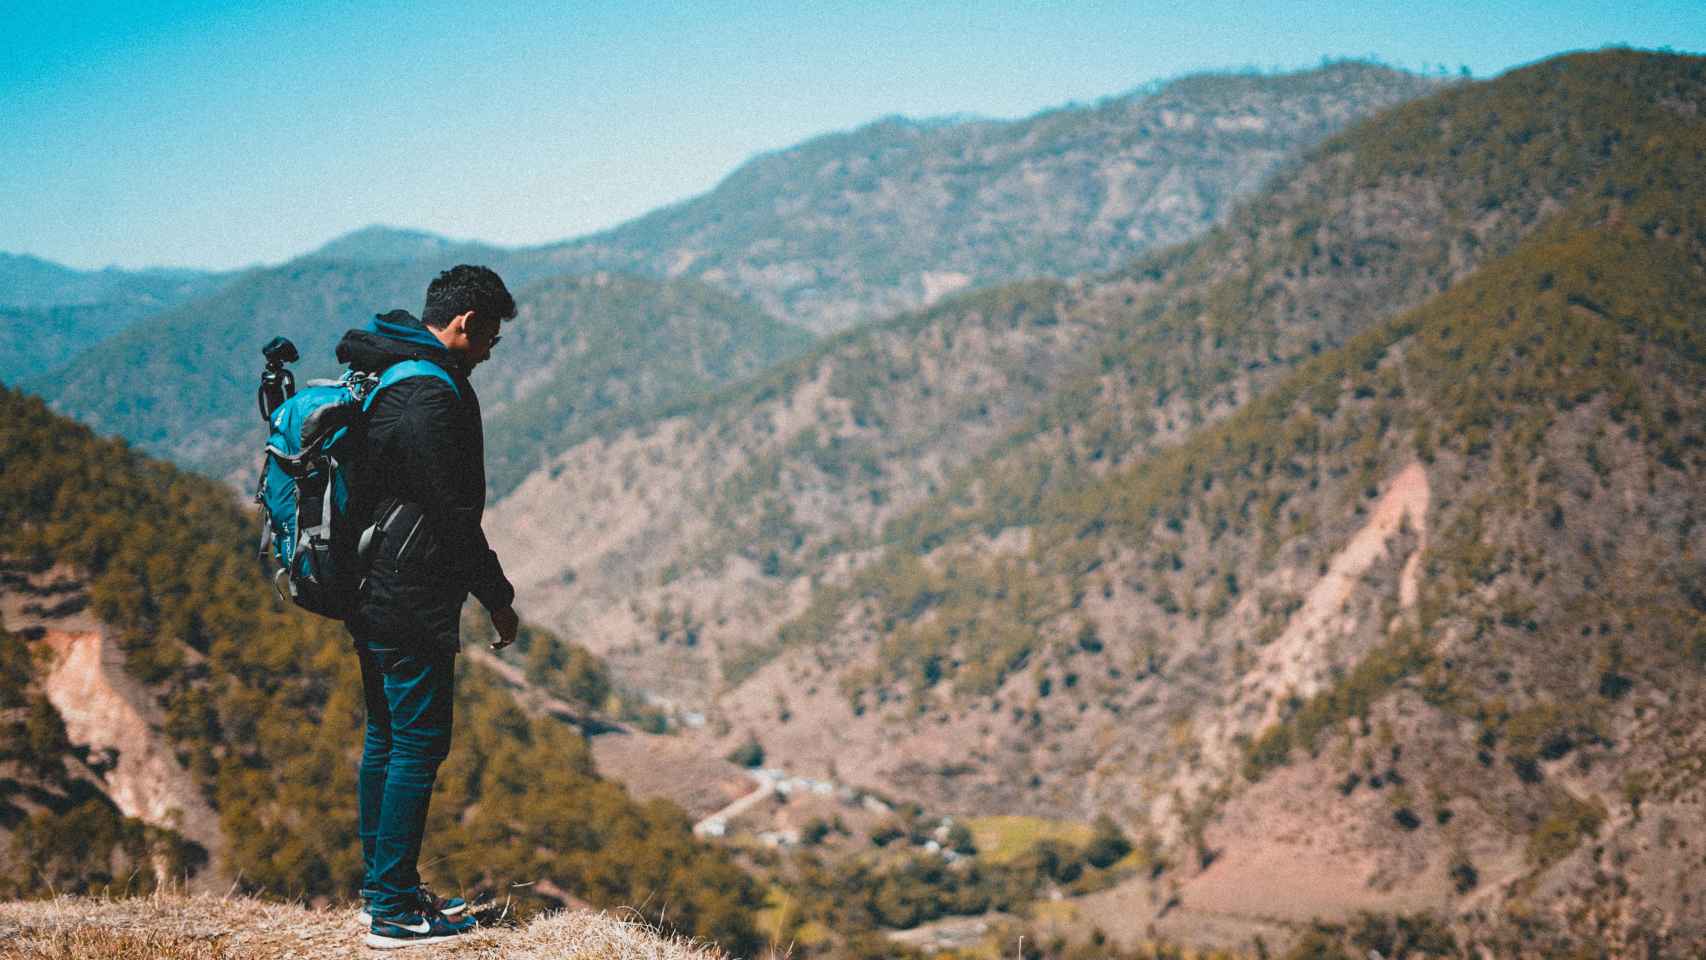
[356,639,455,917]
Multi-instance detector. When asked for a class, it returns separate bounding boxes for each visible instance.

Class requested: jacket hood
[336,310,458,373]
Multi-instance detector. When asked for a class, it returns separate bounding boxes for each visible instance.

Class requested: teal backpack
[255,348,457,620]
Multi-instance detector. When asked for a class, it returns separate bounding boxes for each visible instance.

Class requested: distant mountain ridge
[523,61,1444,332]
[0,252,229,310]
[18,62,1431,492]
[308,225,510,264]
[28,259,814,489]
[485,51,1624,712]
[0,300,185,385]
[0,254,237,383]
[26,258,445,483]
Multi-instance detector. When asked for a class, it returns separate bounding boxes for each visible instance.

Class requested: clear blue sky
[4,0,1702,271]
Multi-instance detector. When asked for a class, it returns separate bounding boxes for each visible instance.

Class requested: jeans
[355,638,456,917]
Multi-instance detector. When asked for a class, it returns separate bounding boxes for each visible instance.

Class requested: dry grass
[964,816,1094,865]
[0,894,728,960]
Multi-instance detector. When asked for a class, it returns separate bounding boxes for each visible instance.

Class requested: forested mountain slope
[525,63,1440,332]
[486,51,1700,719]
[703,54,1706,956]
[480,274,814,497]
[29,258,809,490]
[0,611,201,899]
[0,253,227,312]
[0,386,762,954]
[27,258,446,482]
[0,254,236,384]
[1,300,193,385]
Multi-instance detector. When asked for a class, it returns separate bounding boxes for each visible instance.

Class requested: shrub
[726,733,766,768]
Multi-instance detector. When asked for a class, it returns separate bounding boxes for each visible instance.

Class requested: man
[334,264,521,949]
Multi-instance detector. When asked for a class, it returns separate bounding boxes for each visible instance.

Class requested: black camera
[258,336,299,422]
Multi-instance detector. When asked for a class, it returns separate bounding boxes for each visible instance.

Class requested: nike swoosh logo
[401,920,432,934]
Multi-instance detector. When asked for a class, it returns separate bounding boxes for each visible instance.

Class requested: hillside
[486,51,1697,710]
[0,300,189,386]
[738,217,1704,948]
[0,385,762,955]
[710,56,1706,955]
[0,612,200,900]
[526,63,1440,332]
[26,257,445,483]
[475,48,1706,956]
[482,273,815,497]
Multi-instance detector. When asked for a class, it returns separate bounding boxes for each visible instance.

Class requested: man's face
[443,310,503,369]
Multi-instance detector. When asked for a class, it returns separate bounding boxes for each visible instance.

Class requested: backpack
[255,358,459,619]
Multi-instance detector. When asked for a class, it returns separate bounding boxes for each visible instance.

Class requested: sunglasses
[469,322,502,348]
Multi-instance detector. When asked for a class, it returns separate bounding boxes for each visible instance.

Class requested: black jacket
[336,310,513,649]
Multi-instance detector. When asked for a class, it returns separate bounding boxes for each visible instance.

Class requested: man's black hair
[422,265,517,329]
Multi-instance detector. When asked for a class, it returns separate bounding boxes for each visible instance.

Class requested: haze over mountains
[5,49,1706,959]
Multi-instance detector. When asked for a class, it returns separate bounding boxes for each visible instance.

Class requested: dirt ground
[0,894,722,960]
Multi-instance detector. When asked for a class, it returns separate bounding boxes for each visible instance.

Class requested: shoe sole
[365,931,470,949]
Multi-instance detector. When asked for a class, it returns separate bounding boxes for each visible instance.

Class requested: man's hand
[489,605,520,651]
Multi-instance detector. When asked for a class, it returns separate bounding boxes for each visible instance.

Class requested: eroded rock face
[37,627,226,891]
[2,565,225,890]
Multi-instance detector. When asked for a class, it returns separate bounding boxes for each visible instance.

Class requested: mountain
[0,252,228,311]
[523,62,1443,332]
[778,209,1706,960]
[0,299,188,385]
[0,612,197,899]
[25,254,814,491]
[0,384,762,953]
[488,50,1680,708]
[482,49,1706,955]
[0,254,237,384]
[22,63,1433,491]
[309,225,510,264]
[26,257,448,484]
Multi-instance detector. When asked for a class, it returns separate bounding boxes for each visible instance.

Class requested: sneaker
[417,884,469,918]
[365,910,477,949]
[358,885,468,926]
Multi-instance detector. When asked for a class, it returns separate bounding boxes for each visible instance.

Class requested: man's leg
[368,645,456,919]
[355,641,392,909]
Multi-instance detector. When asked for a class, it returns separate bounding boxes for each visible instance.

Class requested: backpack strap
[365,358,460,410]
